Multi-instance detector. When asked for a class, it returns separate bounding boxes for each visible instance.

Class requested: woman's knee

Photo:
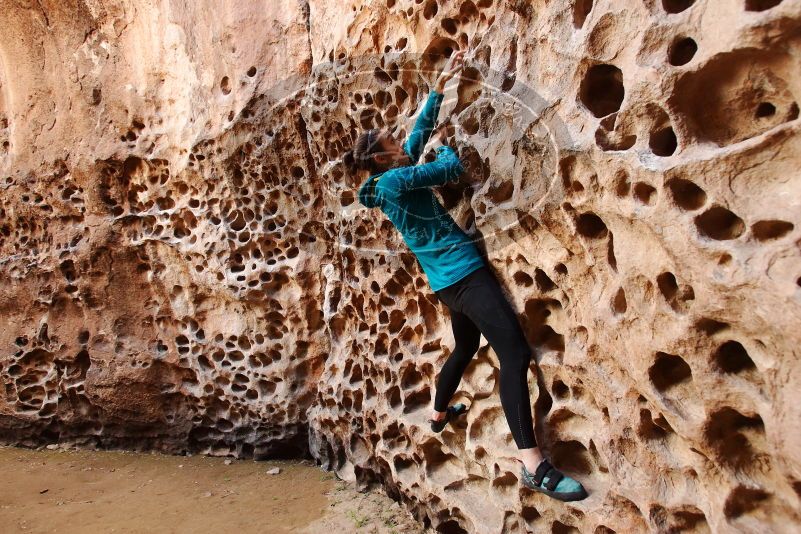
[454,337,480,359]
[452,322,481,356]
[499,346,532,373]
[444,336,479,370]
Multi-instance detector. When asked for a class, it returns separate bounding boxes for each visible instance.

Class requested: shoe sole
[430,416,460,433]
[430,406,467,433]
[522,481,588,502]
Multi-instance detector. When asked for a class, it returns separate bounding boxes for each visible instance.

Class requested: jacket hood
[358,173,382,208]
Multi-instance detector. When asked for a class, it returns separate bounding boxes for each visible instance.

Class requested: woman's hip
[438,267,519,326]
[435,265,489,312]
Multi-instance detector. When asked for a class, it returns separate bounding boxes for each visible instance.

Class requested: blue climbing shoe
[520,459,588,502]
[430,403,468,433]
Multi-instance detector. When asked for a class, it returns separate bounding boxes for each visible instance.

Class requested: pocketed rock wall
[1,1,800,533]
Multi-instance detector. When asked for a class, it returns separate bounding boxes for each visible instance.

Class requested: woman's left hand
[435,50,465,93]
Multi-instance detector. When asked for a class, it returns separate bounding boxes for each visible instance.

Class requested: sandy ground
[0,445,431,534]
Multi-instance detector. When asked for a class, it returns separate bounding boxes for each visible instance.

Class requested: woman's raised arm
[402,51,465,164]
[402,91,445,164]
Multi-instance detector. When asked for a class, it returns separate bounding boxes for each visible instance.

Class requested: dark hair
[343,128,383,175]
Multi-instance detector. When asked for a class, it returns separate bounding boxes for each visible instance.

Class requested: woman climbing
[343,50,588,502]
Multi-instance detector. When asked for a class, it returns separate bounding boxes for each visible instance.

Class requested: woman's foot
[429,403,468,433]
[520,447,544,473]
[520,459,588,502]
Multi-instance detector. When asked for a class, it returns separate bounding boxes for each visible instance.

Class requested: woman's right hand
[433,120,455,146]
[425,119,455,156]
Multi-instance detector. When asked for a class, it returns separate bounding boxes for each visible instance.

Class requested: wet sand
[0,445,428,534]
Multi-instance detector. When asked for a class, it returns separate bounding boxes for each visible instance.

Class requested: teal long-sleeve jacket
[357,90,485,292]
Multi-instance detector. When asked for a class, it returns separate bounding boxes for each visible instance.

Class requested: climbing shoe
[429,403,468,433]
[520,459,588,502]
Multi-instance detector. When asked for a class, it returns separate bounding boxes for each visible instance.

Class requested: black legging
[433,265,536,449]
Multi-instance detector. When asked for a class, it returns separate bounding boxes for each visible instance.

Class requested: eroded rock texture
[1,0,800,532]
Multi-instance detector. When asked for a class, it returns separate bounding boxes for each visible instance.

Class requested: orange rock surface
[1,1,800,532]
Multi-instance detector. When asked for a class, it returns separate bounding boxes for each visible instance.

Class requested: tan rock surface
[1,1,801,533]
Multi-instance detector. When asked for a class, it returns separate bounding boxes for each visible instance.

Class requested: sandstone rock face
[1,1,800,533]
[0,0,319,458]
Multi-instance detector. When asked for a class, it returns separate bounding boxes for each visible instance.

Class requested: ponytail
[343,149,358,174]
[343,128,382,175]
